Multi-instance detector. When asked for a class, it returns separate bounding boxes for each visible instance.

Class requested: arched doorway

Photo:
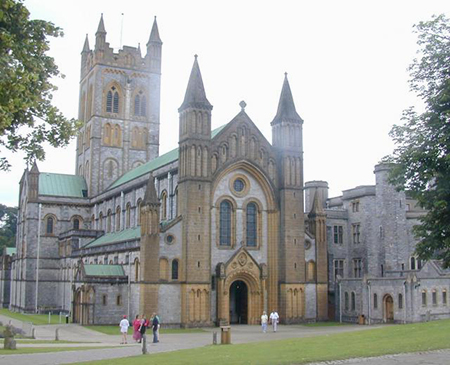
[384,295,394,323]
[229,280,248,324]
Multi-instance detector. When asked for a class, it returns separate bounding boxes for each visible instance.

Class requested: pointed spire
[137,43,141,55]
[147,16,162,45]
[309,189,325,216]
[179,55,213,111]
[30,161,39,174]
[96,13,106,35]
[271,73,303,125]
[82,34,90,53]
[144,175,159,205]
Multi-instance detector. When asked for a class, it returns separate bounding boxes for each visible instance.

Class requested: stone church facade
[5,16,328,326]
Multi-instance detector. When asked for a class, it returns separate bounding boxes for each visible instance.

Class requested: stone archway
[229,280,248,324]
[217,249,266,325]
[384,294,394,323]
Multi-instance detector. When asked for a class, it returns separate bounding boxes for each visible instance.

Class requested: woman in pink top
[132,314,142,342]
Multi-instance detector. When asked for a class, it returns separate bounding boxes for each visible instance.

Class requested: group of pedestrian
[261,309,279,333]
[119,313,160,345]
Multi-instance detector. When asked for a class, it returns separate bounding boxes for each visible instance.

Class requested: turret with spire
[139,175,161,316]
[177,56,213,325]
[308,189,328,320]
[146,16,163,74]
[272,73,306,323]
[95,14,106,51]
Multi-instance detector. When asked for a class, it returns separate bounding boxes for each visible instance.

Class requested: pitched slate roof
[83,264,125,277]
[39,173,88,198]
[107,124,227,191]
[83,226,141,249]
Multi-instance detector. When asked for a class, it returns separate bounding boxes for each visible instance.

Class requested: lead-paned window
[219,200,232,246]
[246,202,257,247]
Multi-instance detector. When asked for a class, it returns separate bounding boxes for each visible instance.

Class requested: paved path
[1,315,449,364]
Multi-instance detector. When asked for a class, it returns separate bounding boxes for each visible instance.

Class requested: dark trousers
[153,328,158,343]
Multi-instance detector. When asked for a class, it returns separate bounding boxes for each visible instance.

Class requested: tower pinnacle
[271,73,303,125]
[179,55,212,111]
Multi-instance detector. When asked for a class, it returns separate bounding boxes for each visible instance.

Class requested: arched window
[345,292,349,310]
[175,188,179,217]
[172,259,179,280]
[104,123,111,145]
[373,293,378,309]
[137,199,142,226]
[106,90,113,112]
[73,218,80,230]
[115,206,121,231]
[134,94,140,116]
[141,96,146,116]
[307,261,316,281]
[99,212,103,230]
[113,91,119,113]
[351,292,356,311]
[126,203,131,229]
[131,127,139,148]
[113,125,121,146]
[161,191,167,220]
[219,200,232,246]
[398,293,403,309]
[107,210,112,233]
[246,202,257,247]
[106,85,120,114]
[46,217,54,234]
[410,257,416,270]
[134,259,140,281]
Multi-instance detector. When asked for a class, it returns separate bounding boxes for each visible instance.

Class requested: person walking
[151,312,160,343]
[261,311,268,333]
[269,309,279,332]
[119,315,130,344]
[132,314,142,343]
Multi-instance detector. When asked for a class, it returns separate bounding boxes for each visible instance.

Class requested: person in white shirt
[261,311,268,333]
[269,310,279,332]
[119,315,130,344]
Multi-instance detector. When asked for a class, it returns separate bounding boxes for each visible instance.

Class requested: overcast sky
[1,0,449,207]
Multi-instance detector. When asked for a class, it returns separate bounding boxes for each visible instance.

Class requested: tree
[0,204,18,251]
[386,14,450,267]
[0,0,79,171]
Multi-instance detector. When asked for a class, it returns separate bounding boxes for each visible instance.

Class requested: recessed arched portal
[384,294,394,323]
[229,280,248,324]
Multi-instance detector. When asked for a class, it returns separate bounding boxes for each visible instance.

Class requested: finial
[284,72,288,78]
[239,100,247,111]
[194,54,198,59]
[154,15,157,20]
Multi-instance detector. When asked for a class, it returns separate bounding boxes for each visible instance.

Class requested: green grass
[85,325,205,335]
[303,321,349,327]
[83,320,450,365]
[0,346,114,355]
[15,339,89,344]
[0,309,67,325]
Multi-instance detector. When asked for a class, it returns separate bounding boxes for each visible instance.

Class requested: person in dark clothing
[151,312,160,343]
[139,315,149,339]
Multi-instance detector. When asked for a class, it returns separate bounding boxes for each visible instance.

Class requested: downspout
[367,281,371,325]
[127,255,131,318]
[339,282,342,323]
[35,203,42,313]
[403,281,407,324]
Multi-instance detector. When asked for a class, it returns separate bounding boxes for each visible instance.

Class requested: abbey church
[2,16,448,327]
[2,16,328,326]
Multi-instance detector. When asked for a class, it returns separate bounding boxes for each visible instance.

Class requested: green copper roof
[83,226,141,249]
[83,264,125,277]
[39,173,87,198]
[108,124,228,190]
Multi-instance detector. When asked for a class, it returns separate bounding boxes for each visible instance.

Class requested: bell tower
[75,15,162,196]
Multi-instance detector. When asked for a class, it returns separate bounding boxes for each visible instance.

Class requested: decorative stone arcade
[217,248,266,325]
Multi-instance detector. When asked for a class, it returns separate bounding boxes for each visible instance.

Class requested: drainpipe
[127,255,131,318]
[367,281,371,325]
[339,282,342,323]
[403,281,407,324]
[35,203,42,313]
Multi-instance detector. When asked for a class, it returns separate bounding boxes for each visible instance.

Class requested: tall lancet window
[219,200,232,246]
[134,91,146,117]
[246,202,257,247]
[106,86,119,113]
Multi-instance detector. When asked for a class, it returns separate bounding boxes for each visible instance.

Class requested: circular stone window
[233,178,245,193]
[165,234,175,245]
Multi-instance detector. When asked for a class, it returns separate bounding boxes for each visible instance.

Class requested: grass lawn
[0,346,114,355]
[0,308,66,325]
[303,321,349,327]
[83,319,450,365]
[85,325,205,336]
[15,339,90,344]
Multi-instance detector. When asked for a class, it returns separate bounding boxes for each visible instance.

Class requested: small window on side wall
[46,217,54,234]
